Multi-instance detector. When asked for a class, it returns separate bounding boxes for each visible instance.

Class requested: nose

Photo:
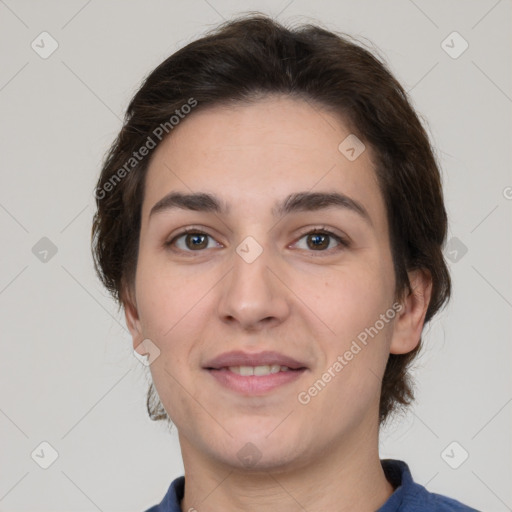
[216,242,291,332]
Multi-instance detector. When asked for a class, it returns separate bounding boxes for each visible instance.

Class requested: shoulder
[142,475,185,512]
[380,459,481,512]
[406,488,481,511]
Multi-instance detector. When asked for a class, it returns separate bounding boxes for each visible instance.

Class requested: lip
[206,366,307,395]
[203,350,307,370]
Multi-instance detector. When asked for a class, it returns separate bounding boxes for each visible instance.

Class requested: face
[126,95,404,472]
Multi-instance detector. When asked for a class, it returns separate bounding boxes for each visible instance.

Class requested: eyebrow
[149,191,372,226]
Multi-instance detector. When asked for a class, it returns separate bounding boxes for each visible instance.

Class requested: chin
[219,429,306,471]
[223,444,305,473]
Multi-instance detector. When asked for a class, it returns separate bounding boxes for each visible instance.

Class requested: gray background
[1,0,511,510]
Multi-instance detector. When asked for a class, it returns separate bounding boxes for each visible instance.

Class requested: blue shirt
[144,459,480,511]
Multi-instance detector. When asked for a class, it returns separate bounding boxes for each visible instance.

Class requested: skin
[124,95,432,512]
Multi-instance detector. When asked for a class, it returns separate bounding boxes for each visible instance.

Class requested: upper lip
[203,350,307,370]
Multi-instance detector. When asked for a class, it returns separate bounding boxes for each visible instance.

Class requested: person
[91,14,480,512]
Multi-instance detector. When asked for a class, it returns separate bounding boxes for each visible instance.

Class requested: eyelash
[165,225,350,256]
[294,226,350,254]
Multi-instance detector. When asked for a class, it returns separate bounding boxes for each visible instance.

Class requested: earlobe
[389,269,433,355]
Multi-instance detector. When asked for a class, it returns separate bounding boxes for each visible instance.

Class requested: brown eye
[184,233,208,250]
[306,233,330,250]
[293,229,348,253]
[166,230,221,252]
[296,231,345,252]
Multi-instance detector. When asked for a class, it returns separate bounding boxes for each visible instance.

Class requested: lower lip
[206,368,306,394]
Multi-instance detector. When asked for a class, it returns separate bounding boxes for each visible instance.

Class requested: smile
[206,366,306,394]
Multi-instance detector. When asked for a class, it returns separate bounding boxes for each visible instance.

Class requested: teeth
[228,365,291,376]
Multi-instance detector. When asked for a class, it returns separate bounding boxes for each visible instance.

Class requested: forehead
[141,96,385,226]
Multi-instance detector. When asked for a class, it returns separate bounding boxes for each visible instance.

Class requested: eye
[166,228,221,252]
[293,228,348,252]
[165,227,348,254]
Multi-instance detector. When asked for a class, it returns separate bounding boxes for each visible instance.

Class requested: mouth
[203,350,307,370]
[205,365,307,394]
[202,350,309,395]
[207,364,305,375]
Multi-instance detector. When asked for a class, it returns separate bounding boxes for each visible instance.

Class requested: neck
[178,420,395,512]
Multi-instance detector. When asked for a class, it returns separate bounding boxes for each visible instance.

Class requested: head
[91,14,450,469]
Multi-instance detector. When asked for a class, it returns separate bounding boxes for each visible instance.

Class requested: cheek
[293,261,395,406]
[295,262,393,340]
[297,317,394,429]
[140,289,203,428]
[135,254,207,337]
[134,271,208,418]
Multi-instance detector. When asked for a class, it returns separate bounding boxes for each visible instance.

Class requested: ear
[122,285,145,353]
[390,268,433,355]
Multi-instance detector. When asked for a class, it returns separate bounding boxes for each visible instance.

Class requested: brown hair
[91,14,451,425]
